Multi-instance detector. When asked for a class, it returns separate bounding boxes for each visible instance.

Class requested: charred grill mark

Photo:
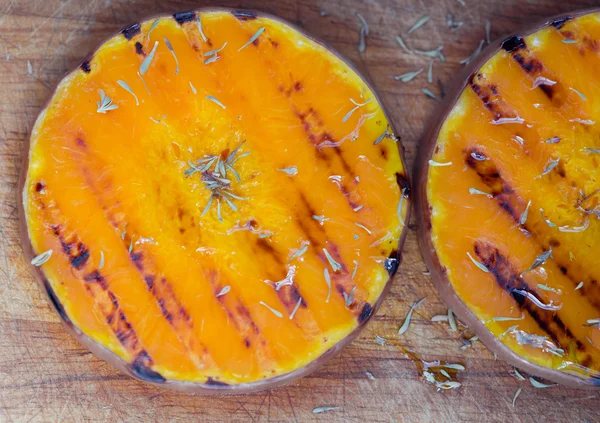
[76,137,87,148]
[358,303,373,324]
[206,377,229,386]
[43,280,71,324]
[236,303,260,335]
[469,73,511,120]
[380,146,388,159]
[35,182,45,192]
[502,35,526,52]
[121,23,141,40]
[144,275,155,290]
[173,11,196,25]
[130,351,165,383]
[70,248,89,269]
[130,251,144,270]
[550,16,572,29]
[512,53,543,74]
[232,10,257,21]
[135,42,145,56]
[80,57,91,73]
[465,152,504,195]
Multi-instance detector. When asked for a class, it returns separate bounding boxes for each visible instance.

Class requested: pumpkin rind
[416,9,600,388]
[21,9,409,392]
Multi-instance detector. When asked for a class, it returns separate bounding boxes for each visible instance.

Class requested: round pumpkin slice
[20,9,410,392]
[416,10,600,388]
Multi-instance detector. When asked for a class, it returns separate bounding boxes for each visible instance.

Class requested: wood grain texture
[0,0,599,421]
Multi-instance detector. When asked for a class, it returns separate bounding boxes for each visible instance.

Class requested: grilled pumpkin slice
[21,9,409,391]
[417,11,600,387]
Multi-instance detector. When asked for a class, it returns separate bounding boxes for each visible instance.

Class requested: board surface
[0,0,599,421]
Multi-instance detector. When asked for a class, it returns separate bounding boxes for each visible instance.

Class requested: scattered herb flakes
[357,12,369,53]
[468,187,492,198]
[164,37,179,74]
[27,60,32,74]
[485,19,492,44]
[259,301,283,318]
[323,248,342,272]
[351,260,359,279]
[532,76,557,89]
[447,13,464,31]
[520,200,531,225]
[204,41,228,57]
[427,61,433,84]
[398,297,425,335]
[575,281,584,290]
[277,166,298,176]
[204,54,221,65]
[440,369,451,379]
[257,231,273,239]
[540,208,556,227]
[353,234,359,240]
[585,147,600,154]
[353,205,364,212]
[343,285,357,307]
[288,244,309,263]
[216,286,231,297]
[99,251,105,269]
[147,19,159,39]
[467,252,489,273]
[140,41,159,75]
[491,116,525,125]
[414,46,445,60]
[196,17,208,42]
[529,377,556,388]
[570,118,595,125]
[544,136,560,145]
[422,87,439,100]
[512,387,522,407]
[374,126,389,145]
[342,98,371,123]
[96,89,118,114]
[394,69,423,83]
[137,71,150,94]
[443,363,465,371]
[562,38,577,44]
[129,235,134,253]
[313,215,329,222]
[312,406,339,414]
[117,80,139,105]
[407,16,430,34]
[238,27,265,52]
[206,95,226,109]
[513,367,526,380]
[395,35,412,54]
[584,318,600,328]
[558,217,590,233]
[189,81,197,94]
[537,283,558,293]
[31,249,53,266]
[499,325,519,339]
[365,371,376,380]
[428,159,452,167]
[521,248,552,276]
[289,297,302,319]
[460,40,484,65]
[569,87,587,101]
[448,308,457,332]
[374,334,387,346]
[431,315,448,322]
[354,222,372,234]
[492,314,524,322]
[324,268,331,303]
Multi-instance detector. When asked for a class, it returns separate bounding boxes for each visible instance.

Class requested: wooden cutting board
[1,0,598,421]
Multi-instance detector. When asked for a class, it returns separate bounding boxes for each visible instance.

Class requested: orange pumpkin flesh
[424,12,600,384]
[23,10,408,387]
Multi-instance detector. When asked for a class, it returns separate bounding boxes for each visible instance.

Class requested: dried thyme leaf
[521,248,552,276]
[137,71,150,94]
[492,314,524,322]
[562,38,577,44]
[365,371,376,380]
[529,377,556,389]
[204,41,228,57]
[440,369,451,379]
[289,296,302,319]
[288,244,309,263]
[575,281,584,290]
[204,54,221,65]
[569,87,587,101]
[442,363,465,371]
[357,13,369,53]
[189,81,197,94]
[99,251,105,269]
[313,215,329,222]
[395,35,412,54]
[398,297,425,335]
[343,285,357,307]
[216,286,230,297]
[407,16,430,34]
[354,222,372,234]
[585,147,600,154]
[31,249,53,266]
[427,61,433,83]
[485,19,491,44]
[513,368,526,380]
[206,95,226,109]
[140,41,159,75]
[414,46,444,59]
[448,308,457,331]
[374,334,387,346]
[469,187,492,198]
[520,200,531,225]
[164,37,179,74]
[394,69,423,83]
[323,248,342,272]
[238,27,265,52]
[512,388,522,407]
[260,301,282,318]
[351,260,359,279]
[422,87,440,100]
[467,252,489,273]
[537,284,558,293]
[312,406,339,414]
[147,19,159,39]
[539,158,560,177]
[27,60,32,74]
[324,268,331,303]
[196,17,208,42]
[540,208,556,227]
[117,80,139,105]
[374,125,391,145]
[428,159,452,167]
[431,315,449,322]
[460,40,484,65]
[277,166,298,175]
[96,89,118,114]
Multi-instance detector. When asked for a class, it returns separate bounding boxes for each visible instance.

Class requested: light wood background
[0,0,599,421]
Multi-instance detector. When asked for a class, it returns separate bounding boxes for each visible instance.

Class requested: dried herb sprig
[238,27,265,52]
[398,297,425,335]
[96,89,118,114]
[31,249,53,266]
